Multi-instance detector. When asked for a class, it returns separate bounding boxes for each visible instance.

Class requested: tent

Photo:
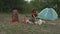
[37,8,58,20]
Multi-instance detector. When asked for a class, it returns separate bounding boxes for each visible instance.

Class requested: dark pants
[32,14,37,24]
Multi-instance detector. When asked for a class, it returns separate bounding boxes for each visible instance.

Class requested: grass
[0,13,60,34]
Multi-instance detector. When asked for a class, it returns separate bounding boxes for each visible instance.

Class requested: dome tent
[37,8,58,20]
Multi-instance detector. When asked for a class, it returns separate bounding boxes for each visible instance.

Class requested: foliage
[0,0,60,16]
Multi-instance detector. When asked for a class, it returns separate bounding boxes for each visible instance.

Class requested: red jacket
[12,15,19,23]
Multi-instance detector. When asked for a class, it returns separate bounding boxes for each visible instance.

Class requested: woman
[32,9,38,22]
[12,9,20,25]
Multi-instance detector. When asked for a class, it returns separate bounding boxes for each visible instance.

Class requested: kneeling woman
[12,9,20,25]
[32,9,38,22]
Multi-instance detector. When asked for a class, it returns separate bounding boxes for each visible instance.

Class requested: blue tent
[37,8,58,20]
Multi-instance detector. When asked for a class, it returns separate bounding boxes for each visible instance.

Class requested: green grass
[0,14,60,34]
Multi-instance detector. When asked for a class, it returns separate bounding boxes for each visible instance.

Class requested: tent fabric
[37,8,58,20]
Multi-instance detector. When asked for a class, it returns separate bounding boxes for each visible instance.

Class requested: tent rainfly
[37,8,58,20]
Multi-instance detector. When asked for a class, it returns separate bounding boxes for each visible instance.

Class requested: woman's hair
[32,9,37,12]
[12,8,19,15]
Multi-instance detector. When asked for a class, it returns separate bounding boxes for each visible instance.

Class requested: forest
[0,0,60,17]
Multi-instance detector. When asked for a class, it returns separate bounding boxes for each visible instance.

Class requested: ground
[0,13,60,34]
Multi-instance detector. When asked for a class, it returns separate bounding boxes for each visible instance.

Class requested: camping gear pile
[23,8,58,25]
